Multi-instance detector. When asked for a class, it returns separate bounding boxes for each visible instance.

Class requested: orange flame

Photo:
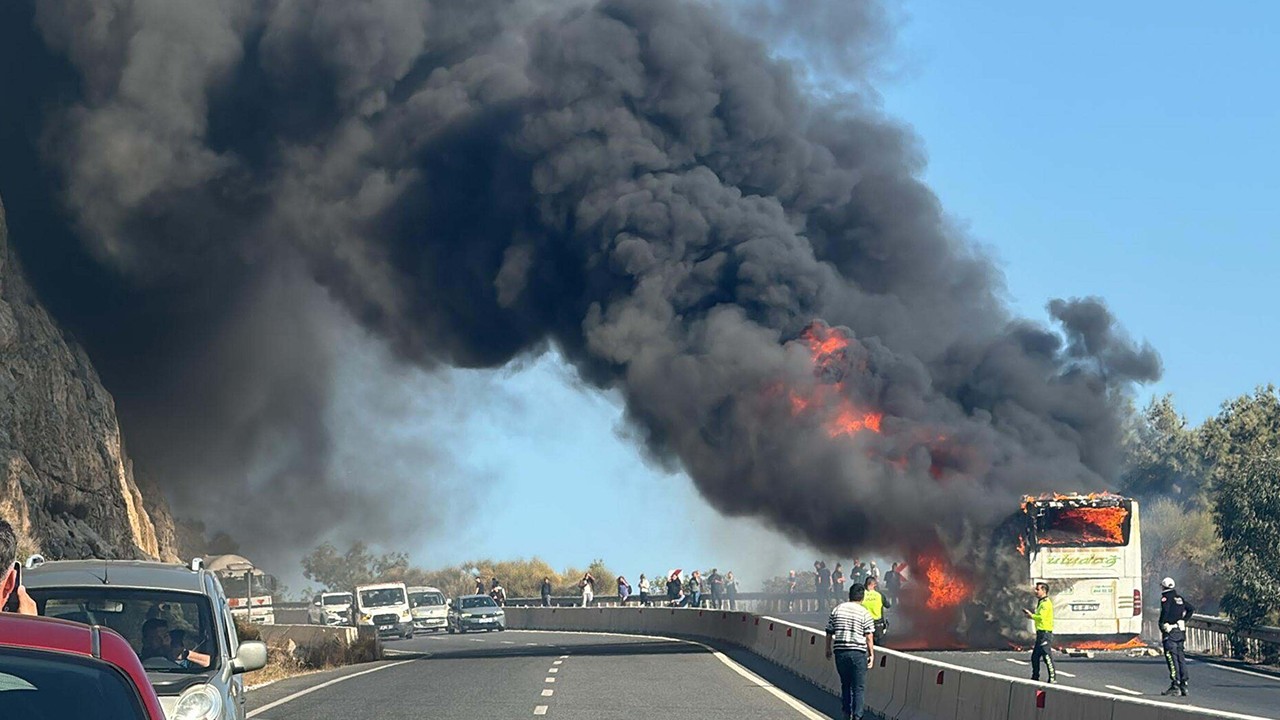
[1039,506,1128,546]
[1017,536,1027,556]
[790,323,884,438]
[1064,637,1147,651]
[920,556,971,610]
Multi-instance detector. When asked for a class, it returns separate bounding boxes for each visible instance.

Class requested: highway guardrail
[506,606,1268,720]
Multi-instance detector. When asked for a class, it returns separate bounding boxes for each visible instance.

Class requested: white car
[353,582,413,639]
[307,591,353,626]
[407,586,448,633]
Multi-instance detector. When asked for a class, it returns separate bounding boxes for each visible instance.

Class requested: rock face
[0,197,178,561]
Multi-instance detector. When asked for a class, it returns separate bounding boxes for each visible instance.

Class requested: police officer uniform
[1159,577,1195,696]
[1030,593,1056,683]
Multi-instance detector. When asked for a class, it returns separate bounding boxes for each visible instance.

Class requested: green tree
[301,542,409,590]
[1214,456,1280,635]
[1120,395,1206,501]
[1141,497,1224,611]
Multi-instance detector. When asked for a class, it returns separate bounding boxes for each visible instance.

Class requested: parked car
[407,586,447,633]
[307,591,353,626]
[23,558,268,720]
[0,613,167,719]
[353,582,413,639]
[447,594,506,633]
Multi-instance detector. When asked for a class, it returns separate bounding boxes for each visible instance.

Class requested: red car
[0,613,166,719]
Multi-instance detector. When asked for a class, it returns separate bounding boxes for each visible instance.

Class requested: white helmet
[1161,577,1175,590]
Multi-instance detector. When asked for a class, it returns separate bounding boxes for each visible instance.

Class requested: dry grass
[236,620,378,689]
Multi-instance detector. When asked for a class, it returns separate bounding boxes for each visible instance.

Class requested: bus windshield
[1030,503,1131,548]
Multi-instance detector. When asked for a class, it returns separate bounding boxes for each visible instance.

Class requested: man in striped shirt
[826,584,876,720]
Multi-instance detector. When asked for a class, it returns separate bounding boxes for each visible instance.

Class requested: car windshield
[30,588,220,674]
[461,596,497,609]
[323,593,352,606]
[0,648,146,720]
[359,588,406,608]
[219,574,277,598]
[409,592,444,608]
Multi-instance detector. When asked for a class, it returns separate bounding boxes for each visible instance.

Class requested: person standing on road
[826,584,876,720]
[0,518,36,615]
[786,570,798,612]
[708,568,724,609]
[815,561,829,608]
[1159,577,1195,696]
[638,574,650,606]
[579,572,596,607]
[667,572,682,605]
[617,575,631,605]
[686,570,704,608]
[862,576,888,638]
[832,564,846,605]
[540,577,552,607]
[882,564,901,607]
[1022,582,1056,684]
[725,571,739,611]
[474,576,485,595]
[489,578,507,606]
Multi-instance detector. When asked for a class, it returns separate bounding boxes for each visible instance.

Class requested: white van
[407,586,448,633]
[353,582,413,639]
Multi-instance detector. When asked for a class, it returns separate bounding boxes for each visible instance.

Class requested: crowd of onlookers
[785,559,908,610]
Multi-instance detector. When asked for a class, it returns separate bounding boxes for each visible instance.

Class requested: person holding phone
[1,517,38,615]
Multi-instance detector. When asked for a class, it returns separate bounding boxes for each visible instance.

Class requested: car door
[209,574,245,720]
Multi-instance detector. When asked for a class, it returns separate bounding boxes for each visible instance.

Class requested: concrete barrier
[503,607,1269,720]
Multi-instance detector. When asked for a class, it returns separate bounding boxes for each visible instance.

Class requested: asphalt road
[246,629,841,720]
[774,612,1280,719]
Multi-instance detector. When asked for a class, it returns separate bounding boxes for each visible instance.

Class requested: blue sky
[350,2,1278,589]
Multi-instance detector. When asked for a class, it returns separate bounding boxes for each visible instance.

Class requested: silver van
[24,558,268,720]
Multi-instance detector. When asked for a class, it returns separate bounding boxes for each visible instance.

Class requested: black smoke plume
[0,0,1159,612]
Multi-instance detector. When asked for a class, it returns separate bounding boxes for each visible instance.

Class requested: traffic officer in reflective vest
[1022,581,1056,683]
[1159,577,1195,696]
[861,576,888,637]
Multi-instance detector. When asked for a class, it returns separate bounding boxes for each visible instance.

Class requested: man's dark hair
[0,518,16,571]
[1035,581,1050,594]
[849,584,866,602]
[142,618,169,636]
[865,576,877,588]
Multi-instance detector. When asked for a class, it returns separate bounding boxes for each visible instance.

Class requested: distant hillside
[0,195,178,561]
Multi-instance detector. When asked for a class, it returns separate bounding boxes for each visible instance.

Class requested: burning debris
[0,0,1161,629]
[1023,494,1132,548]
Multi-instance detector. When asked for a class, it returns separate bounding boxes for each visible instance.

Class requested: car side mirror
[232,641,268,674]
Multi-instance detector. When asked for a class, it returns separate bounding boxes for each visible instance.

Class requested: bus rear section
[1024,495,1143,642]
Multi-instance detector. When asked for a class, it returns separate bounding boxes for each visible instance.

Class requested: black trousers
[1163,631,1188,685]
[1031,630,1055,682]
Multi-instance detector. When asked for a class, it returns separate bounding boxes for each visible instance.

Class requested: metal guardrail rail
[1144,612,1280,662]
[505,591,843,613]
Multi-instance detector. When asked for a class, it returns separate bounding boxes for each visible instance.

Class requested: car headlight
[400,610,411,621]
[173,684,223,720]
[360,612,372,623]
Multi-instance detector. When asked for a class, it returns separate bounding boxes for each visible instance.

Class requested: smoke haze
[0,0,1159,582]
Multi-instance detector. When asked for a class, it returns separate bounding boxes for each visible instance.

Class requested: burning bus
[1022,494,1142,643]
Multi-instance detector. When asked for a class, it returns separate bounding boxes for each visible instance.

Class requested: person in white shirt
[825,584,876,720]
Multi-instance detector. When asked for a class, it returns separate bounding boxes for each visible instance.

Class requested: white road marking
[1105,684,1143,696]
[534,706,548,715]
[545,677,556,683]
[246,661,414,718]
[549,668,559,673]
[1057,671,1076,678]
[470,638,485,643]
[509,630,826,720]
[526,642,539,646]
[552,660,563,665]
[1006,658,1029,666]
[541,689,554,697]
[502,640,515,644]
[558,655,569,659]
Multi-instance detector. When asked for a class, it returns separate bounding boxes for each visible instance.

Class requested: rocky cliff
[0,197,179,561]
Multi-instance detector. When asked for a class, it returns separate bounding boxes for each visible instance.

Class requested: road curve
[247,629,840,720]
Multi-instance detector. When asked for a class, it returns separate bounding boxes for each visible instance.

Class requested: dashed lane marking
[541,690,554,697]
[534,706,548,715]
[1105,684,1143,696]
[549,668,559,673]
[246,661,414,718]
[502,641,515,644]
[545,677,556,683]
[526,642,539,646]
[1057,671,1076,678]
[1006,659,1029,666]
[552,660,563,665]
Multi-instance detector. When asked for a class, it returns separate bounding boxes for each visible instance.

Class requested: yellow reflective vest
[1031,597,1054,632]
[861,589,884,620]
